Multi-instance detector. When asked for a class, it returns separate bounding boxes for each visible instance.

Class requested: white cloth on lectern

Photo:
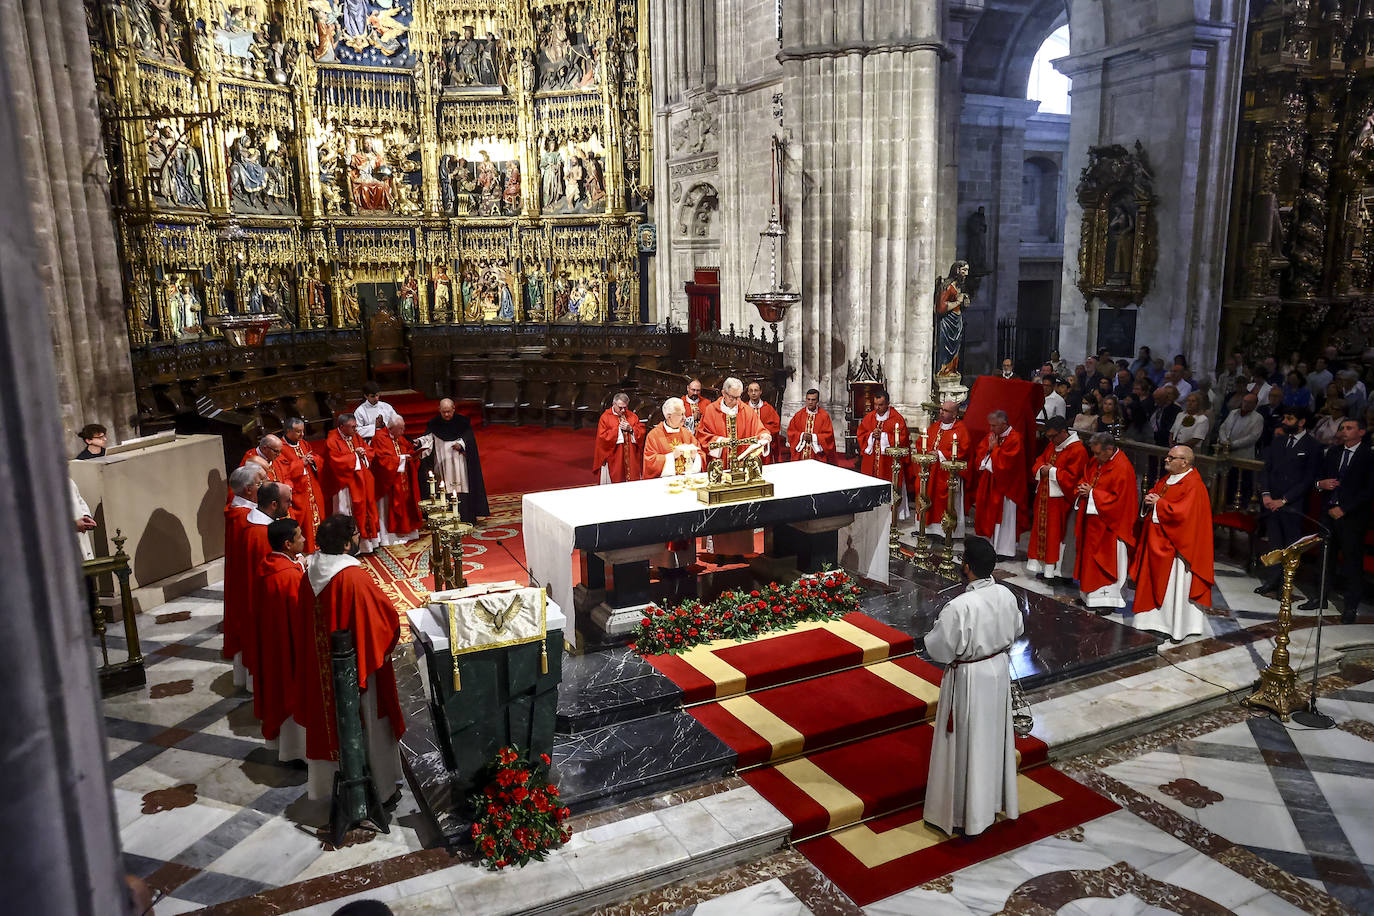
[924,577,1023,836]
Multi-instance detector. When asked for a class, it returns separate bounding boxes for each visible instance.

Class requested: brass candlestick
[938,456,967,575]
[1245,534,1322,720]
[883,446,911,559]
[909,451,937,565]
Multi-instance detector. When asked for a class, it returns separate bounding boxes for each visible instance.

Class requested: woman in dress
[1072,393,1101,436]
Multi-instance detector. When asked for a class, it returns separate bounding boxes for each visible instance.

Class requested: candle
[951,435,958,460]
[921,430,928,452]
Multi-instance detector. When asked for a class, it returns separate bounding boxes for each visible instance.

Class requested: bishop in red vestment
[371,418,423,545]
[294,514,406,803]
[280,418,326,553]
[255,518,307,758]
[325,414,379,552]
[920,399,970,535]
[696,378,772,467]
[223,465,265,687]
[1026,417,1089,579]
[593,393,644,483]
[1074,435,1139,609]
[786,389,837,463]
[971,411,1029,557]
[643,399,703,477]
[746,382,782,464]
[1129,446,1214,640]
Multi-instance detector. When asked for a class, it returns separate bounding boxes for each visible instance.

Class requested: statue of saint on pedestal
[934,261,970,378]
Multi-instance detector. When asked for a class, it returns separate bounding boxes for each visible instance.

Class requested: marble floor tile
[147,895,204,915]
[1309,770,1374,857]
[1174,755,1287,807]
[283,885,404,916]
[698,786,793,842]
[390,886,460,915]
[656,798,741,857]
[1141,847,1270,910]
[561,822,692,887]
[1003,830,1121,876]
[690,877,812,915]
[1229,892,1313,916]
[289,833,418,883]
[113,747,236,797]
[944,856,1038,914]
[1196,799,1307,856]
[864,890,976,916]
[430,853,583,915]
[120,801,236,862]
[210,815,326,885]
[1078,811,1195,871]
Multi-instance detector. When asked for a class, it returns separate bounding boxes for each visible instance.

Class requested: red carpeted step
[796,766,1118,906]
[688,655,944,767]
[644,611,917,704]
[742,724,1049,838]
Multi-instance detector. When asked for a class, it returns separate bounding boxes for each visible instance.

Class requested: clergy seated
[371,417,423,546]
[924,538,1023,837]
[418,398,490,523]
[294,514,406,804]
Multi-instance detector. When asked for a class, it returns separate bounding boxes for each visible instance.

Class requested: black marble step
[552,709,735,814]
[556,646,684,734]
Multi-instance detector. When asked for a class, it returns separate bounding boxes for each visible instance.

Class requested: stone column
[779,0,944,419]
[0,5,129,913]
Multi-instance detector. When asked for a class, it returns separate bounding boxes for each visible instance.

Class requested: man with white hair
[325,414,379,553]
[643,397,702,477]
[417,398,489,522]
[372,416,422,545]
[223,463,266,688]
[696,376,772,466]
[593,392,644,483]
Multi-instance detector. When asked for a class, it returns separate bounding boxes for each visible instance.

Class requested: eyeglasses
[1164,455,1186,462]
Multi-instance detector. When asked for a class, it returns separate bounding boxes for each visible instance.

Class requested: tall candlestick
[951,435,958,460]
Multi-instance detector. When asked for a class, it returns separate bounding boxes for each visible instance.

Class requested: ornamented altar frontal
[523,462,894,642]
[85,0,654,350]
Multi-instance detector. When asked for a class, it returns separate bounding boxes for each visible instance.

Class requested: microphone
[491,535,538,588]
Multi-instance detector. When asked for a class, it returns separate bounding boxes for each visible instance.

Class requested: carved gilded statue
[1076,142,1158,308]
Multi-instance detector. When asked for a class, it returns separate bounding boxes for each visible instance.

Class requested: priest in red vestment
[1074,433,1139,610]
[279,417,326,554]
[643,398,703,478]
[696,377,772,468]
[325,414,379,553]
[971,410,1029,557]
[786,388,837,463]
[857,390,910,520]
[371,417,423,546]
[683,378,711,434]
[1129,445,1214,640]
[593,393,644,483]
[746,382,782,464]
[223,464,266,688]
[240,435,284,482]
[255,518,307,759]
[240,483,293,686]
[1026,417,1089,580]
[294,514,406,803]
[920,399,970,537]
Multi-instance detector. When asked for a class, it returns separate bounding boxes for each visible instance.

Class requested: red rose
[750,590,760,598]
[540,753,551,765]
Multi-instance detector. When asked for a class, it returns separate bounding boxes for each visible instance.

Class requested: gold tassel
[540,638,548,675]
[453,664,461,692]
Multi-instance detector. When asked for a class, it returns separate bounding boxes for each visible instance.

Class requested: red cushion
[1212,511,1257,532]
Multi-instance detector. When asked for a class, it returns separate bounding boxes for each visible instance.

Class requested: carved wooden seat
[366,309,411,389]
[483,378,521,425]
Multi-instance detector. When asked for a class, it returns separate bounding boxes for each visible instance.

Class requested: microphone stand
[1291,510,1335,728]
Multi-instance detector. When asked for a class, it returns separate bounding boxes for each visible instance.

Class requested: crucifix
[709,412,766,471]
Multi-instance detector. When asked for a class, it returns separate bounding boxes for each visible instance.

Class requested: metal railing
[1113,438,1264,514]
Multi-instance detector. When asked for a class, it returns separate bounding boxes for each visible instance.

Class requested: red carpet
[643,612,916,703]
[797,766,1119,906]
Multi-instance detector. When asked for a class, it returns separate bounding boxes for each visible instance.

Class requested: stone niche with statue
[1074,141,1158,311]
[85,0,655,422]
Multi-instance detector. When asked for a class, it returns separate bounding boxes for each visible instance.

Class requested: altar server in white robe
[353,381,401,440]
[71,478,96,560]
[924,537,1023,837]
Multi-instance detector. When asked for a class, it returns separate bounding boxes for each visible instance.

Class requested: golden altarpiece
[1223,0,1374,358]
[84,0,653,352]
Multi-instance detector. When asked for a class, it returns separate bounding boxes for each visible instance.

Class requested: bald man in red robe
[920,399,970,536]
[745,382,782,464]
[223,464,265,688]
[1074,434,1139,610]
[326,414,379,553]
[279,418,325,554]
[371,417,423,545]
[255,518,307,758]
[593,393,644,483]
[1026,417,1089,580]
[294,513,406,803]
[971,410,1029,558]
[1130,445,1214,640]
[786,389,837,463]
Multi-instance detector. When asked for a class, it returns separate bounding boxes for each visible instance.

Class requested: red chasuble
[749,402,782,464]
[293,559,405,763]
[221,503,253,660]
[370,427,423,535]
[1129,469,1215,612]
[326,429,378,539]
[279,441,326,553]
[254,552,306,738]
[786,408,837,463]
[643,423,698,477]
[856,409,909,481]
[240,513,273,678]
[683,394,712,431]
[592,408,645,482]
[696,400,770,468]
[919,420,971,526]
[1028,434,1090,566]
[972,428,1030,537]
[1073,450,1140,595]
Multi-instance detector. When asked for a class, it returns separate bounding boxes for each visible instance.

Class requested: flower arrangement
[468,746,571,870]
[630,570,863,656]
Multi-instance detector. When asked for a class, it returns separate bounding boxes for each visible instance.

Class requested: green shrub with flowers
[630,570,864,656]
[467,746,571,870]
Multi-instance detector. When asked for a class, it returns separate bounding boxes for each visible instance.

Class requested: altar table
[522,462,892,643]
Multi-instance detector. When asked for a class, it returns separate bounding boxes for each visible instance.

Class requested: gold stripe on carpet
[825,619,896,663]
[674,620,830,698]
[831,773,1062,869]
[865,661,942,705]
[774,757,866,830]
[718,695,806,759]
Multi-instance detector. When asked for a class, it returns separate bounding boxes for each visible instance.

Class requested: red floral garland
[630,571,863,656]
[468,746,571,870]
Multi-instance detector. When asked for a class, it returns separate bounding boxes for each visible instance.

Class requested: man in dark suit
[1255,407,1322,598]
[1308,418,1374,622]
[1150,385,1182,448]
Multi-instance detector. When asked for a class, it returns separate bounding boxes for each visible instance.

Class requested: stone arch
[962,0,1069,97]
[676,182,719,240]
